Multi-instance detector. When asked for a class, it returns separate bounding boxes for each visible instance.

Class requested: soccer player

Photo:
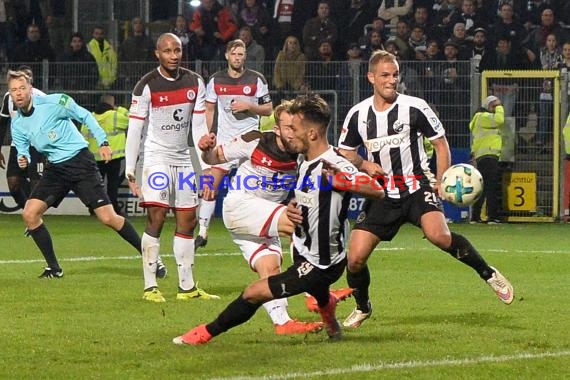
[7,69,142,278]
[125,33,218,303]
[0,66,45,210]
[196,38,273,250]
[172,94,385,345]
[195,100,322,335]
[336,50,514,329]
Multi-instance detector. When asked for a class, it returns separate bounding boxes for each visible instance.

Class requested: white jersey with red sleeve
[126,67,206,172]
[221,130,297,203]
[205,69,271,144]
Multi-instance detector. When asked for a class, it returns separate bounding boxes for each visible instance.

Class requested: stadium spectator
[362,29,386,60]
[273,0,295,48]
[190,0,237,61]
[272,35,306,93]
[87,26,117,90]
[447,0,484,35]
[13,23,55,86]
[469,95,504,224]
[58,32,98,106]
[344,0,377,54]
[172,93,385,345]
[238,25,265,72]
[389,20,412,60]
[377,0,413,27]
[81,95,128,216]
[124,33,215,302]
[0,66,45,210]
[469,27,489,72]
[0,0,18,62]
[192,100,324,336]
[8,69,143,279]
[562,41,570,109]
[448,22,473,60]
[118,17,155,89]
[43,0,70,54]
[198,39,273,251]
[408,5,439,42]
[170,15,198,62]
[488,3,527,48]
[407,25,428,57]
[302,0,338,61]
[522,8,568,57]
[236,0,272,56]
[536,32,563,146]
[336,51,514,329]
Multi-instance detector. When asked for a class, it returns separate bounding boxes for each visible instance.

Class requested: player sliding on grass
[193,100,323,335]
[173,94,385,345]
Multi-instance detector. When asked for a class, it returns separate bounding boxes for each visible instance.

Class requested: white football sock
[141,233,159,290]
[262,298,291,325]
[173,233,195,291]
[198,199,216,238]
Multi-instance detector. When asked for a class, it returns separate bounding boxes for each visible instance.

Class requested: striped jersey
[338,94,445,199]
[128,67,206,167]
[205,69,271,144]
[221,130,297,203]
[293,147,355,269]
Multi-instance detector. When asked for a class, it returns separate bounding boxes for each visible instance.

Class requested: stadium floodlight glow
[189,0,200,7]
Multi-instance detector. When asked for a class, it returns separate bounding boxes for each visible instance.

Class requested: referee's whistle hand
[18,155,28,169]
[99,146,113,163]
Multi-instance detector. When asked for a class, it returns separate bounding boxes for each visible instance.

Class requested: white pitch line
[209,350,570,380]
[0,246,567,265]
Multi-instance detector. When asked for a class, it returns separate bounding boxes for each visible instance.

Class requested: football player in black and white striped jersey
[337,50,514,328]
[173,94,384,345]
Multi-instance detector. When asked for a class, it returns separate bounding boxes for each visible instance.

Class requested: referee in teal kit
[8,69,142,278]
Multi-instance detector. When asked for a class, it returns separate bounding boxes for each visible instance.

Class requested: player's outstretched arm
[321,159,384,200]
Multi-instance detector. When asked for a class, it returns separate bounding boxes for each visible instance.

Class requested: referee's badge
[356,210,366,224]
[48,130,57,141]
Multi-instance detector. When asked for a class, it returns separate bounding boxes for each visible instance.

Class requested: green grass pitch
[0,214,569,379]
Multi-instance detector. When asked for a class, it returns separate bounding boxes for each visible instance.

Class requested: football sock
[173,232,195,291]
[206,294,261,336]
[346,265,371,312]
[141,233,160,290]
[262,298,291,325]
[28,223,61,271]
[198,199,216,237]
[117,218,142,254]
[444,232,493,280]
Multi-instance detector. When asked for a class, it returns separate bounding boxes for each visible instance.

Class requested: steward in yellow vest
[469,95,504,224]
[87,27,118,89]
[81,95,127,215]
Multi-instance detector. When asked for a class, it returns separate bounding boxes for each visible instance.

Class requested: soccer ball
[439,164,483,207]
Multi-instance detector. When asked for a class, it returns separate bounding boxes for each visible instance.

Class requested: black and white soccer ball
[439,163,483,207]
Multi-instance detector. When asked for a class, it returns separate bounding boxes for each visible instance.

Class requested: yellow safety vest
[87,39,118,89]
[563,113,570,157]
[82,106,128,161]
[469,105,505,159]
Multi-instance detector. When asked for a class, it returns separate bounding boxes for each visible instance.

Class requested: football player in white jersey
[125,33,218,303]
[195,100,322,335]
[196,39,273,250]
[337,50,514,329]
[173,94,384,345]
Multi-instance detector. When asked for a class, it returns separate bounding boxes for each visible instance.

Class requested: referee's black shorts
[30,148,111,210]
[353,185,443,241]
[6,146,44,180]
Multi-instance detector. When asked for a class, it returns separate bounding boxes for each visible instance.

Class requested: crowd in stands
[2,0,570,105]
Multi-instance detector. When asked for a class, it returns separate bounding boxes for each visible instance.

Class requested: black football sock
[206,294,261,337]
[28,224,61,271]
[443,232,493,280]
[117,219,142,254]
[346,265,371,312]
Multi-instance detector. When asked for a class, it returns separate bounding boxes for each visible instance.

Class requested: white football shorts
[140,164,199,210]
